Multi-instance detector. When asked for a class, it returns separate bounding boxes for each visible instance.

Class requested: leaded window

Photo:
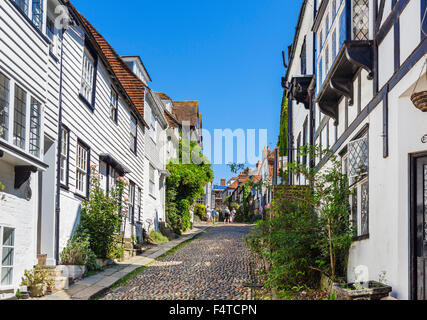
[0,72,9,140]
[348,134,369,185]
[339,10,346,48]
[76,142,88,195]
[352,0,369,40]
[129,181,135,224]
[360,180,369,235]
[332,0,337,17]
[80,50,95,103]
[325,44,330,75]
[46,17,55,41]
[300,39,307,75]
[32,0,44,29]
[13,85,26,150]
[332,29,337,59]
[13,0,28,14]
[29,98,41,157]
[1,227,15,287]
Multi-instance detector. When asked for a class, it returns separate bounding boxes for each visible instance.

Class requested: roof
[164,109,181,129]
[121,55,152,82]
[67,1,148,124]
[172,101,199,127]
[156,92,172,101]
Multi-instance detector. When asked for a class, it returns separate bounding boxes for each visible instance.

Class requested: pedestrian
[206,205,212,223]
[224,207,231,223]
[212,209,217,224]
[231,208,236,223]
[190,207,194,230]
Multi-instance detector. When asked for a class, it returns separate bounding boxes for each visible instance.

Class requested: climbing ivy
[278,90,288,157]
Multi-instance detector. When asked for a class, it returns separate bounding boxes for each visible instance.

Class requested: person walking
[231,208,236,223]
[211,209,217,224]
[206,205,212,223]
[224,207,231,223]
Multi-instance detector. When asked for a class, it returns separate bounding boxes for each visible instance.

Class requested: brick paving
[101,224,253,300]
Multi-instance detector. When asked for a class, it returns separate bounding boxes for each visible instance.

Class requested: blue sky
[72,0,303,185]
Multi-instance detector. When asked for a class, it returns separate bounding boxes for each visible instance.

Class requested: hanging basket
[411,91,427,112]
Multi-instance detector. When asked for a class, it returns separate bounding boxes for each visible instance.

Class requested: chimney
[220,179,226,187]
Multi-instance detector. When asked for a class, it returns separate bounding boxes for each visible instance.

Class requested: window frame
[0,226,15,289]
[75,140,90,198]
[149,164,156,198]
[29,97,41,157]
[13,84,27,150]
[110,87,119,124]
[60,126,70,188]
[130,113,138,154]
[79,43,98,110]
[129,181,136,225]
[0,72,10,141]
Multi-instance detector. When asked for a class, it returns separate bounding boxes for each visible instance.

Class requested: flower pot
[333,281,392,300]
[29,284,47,298]
[411,91,427,112]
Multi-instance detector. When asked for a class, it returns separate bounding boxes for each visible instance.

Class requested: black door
[413,156,427,300]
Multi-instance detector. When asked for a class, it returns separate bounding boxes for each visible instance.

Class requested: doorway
[410,153,427,299]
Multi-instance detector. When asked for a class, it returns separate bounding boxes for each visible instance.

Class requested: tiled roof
[66,1,148,123]
[164,109,181,129]
[172,101,199,127]
[156,92,172,101]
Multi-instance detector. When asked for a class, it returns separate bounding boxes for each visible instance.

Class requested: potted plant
[333,281,392,300]
[410,59,427,112]
[20,266,54,298]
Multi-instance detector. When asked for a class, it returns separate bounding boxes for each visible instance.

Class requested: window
[46,17,54,41]
[302,119,308,166]
[29,98,41,157]
[319,58,323,84]
[130,114,137,154]
[326,14,329,32]
[300,39,307,75]
[129,181,135,224]
[137,187,142,222]
[150,111,157,142]
[332,0,337,17]
[346,131,369,237]
[80,50,95,104]
[60,127,69,186]
[332,29,337,59]
[108,167,119,192]
[325,44,329,74]
[13,85,26,150]
[110,88,118,123]
[1,227,15,287]
[339,10,346,48]
[149,164,155,196]
[32,0,43,29]
[352,0,369,41]
[0,72,9,140]
[76,142,89,196]
[13,0,29,14]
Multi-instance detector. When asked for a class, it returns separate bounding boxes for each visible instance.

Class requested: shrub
[148,230,169,245]
[107,245,125,261]
[75,167,126,259]
[60,231,98,270]
[230,202,240,211]
[194,204,206,221]
[21,265,54,289]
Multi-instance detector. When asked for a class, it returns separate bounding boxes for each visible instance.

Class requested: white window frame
[29,97,41,157]
[80,50,95,103]
[149,164,156,197]
[129,181,136,224]
[0,226,15,289]
[150,111,157,143]
[60,127,69,186]
[130,114,138,154]
[0,72,10,141]
[110,88,118,123]
[76,142,89,196]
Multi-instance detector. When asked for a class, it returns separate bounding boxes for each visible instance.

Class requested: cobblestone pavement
[102,224,253,300]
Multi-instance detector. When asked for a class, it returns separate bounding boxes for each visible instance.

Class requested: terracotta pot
[29,284,47,298]
[411,91,427,112]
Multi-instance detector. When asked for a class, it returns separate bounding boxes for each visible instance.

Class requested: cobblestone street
[102,224,253,300]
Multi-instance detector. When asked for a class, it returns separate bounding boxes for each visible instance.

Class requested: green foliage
[107,245,125,261]
[74,167,126,260]
[230,202,240,211]
[20,265,54,289]
[166,137,213,234]
[194,203,207,221]
[0,180,5,201]
[228,163,245,174]
[148,230,169,245]
[60,231,98,270]
[278,92,288,157]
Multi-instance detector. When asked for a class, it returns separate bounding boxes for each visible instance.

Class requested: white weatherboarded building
[285,0,427,299]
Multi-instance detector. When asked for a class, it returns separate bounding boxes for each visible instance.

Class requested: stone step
[51,276,69,292]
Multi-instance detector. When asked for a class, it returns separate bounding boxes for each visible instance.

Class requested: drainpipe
[54,29,66,264]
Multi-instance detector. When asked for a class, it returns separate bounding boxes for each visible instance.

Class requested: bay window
[76,142,89,196]
[13,85,26,150]
[13,0,29,14]
[1,227,15,287]
[0,72,9,140]
[29,97,41,157]
[32,0,44,29]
